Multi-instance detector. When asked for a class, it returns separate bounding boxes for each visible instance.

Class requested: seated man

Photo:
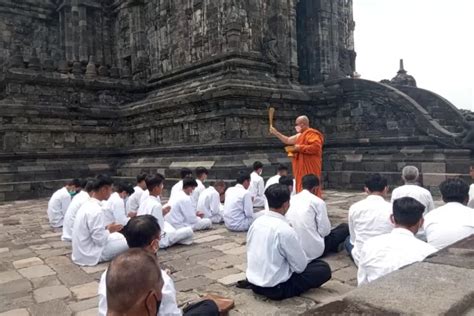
[72,175,128,266]
[249,161,266,208]
[263,175,294,211]
[191,167,208,210]
[104,182,135,226]
[62,179,92,242]
[348,173,393,265]
[47,178,81,227]
[99,215,219,316]
[286,174,349,260]
[391,166,435,214]
[126,173,147,214]
[265,164,288,189]
[424,178,474,250]
[468,165,474,208]
[197,180,226,224]
[166,178,212,231]
[358,197,437,286]
[138,174,193,248]
[223,172,254,231]
[247,184,331,300]
[168,168,193,205]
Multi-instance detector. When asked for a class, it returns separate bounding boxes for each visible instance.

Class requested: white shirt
[165,190,199,229]
[72,198,110,266]
[98,268,182,316]
[168,180,183,205]
[191,179,205,211]
[391,184,435,214]
[103,192,129,226]
[249,171,265,208]
[468,184,474,208]
[247,211,308,287]
[62,191,90,241]
[126,186,144,212]
[348,195,394,265]
[265,175,281,190]
[47,187,72,227]
[223,184,253,229]
[357,228,437,286]
[197,186,221,219]
[424,202,474,250]
[140,189,150,206]
[285,190,331,261]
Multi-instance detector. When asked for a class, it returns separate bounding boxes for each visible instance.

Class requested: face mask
[69,191,77,197]
[295,126,302,133]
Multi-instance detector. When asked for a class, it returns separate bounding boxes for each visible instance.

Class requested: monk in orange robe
[270,115,324,197]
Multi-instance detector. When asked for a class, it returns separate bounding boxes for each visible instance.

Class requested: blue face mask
[69,191,77,197]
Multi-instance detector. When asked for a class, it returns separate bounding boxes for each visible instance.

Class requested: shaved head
[106,248,163,314]
[296,115,309,125]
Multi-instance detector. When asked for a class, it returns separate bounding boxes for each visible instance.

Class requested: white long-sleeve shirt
[62,191,90,241]
[138,195,165,234]
[348,195,394,266]
[285,190,331,261]
[391,184,435,214]
[47,187,72,227]
[423,202,474,250]
[191,179,205,211]
[103,192,129,226]
[223,184,253,230]
[165,191,199,229]
[249,172,265,208]
[265,175,281,190]
[126,186,145,213]
[468,184,474,208]
[72,198,109,266]
[247,211,308,287]
[98,268,181,316]
[197,186,222,220]
[357,228,437,286]
[168,180,183,205]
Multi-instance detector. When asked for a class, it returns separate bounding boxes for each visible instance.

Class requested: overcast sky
[353,0,474,111]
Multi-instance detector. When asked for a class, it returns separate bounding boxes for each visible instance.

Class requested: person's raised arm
[269,127,298,145]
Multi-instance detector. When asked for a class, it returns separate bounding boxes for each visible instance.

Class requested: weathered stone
[75,308,97,316]
[67,297,99,313]
[18,265,56,280]
[29,300,72,316]
[69,282,99,300]
[222,246,246,256]
[217,272,246,286]
[174,276,214,292]
[0,279,32,296]
[194,235,225,244]
[0,309,30,316]
[33,285,71,303]
[13,257,43,269]
[0,270,22,285]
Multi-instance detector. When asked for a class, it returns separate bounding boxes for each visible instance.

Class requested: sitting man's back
[223,172,254,231]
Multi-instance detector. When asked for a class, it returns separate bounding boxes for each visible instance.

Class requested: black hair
[265,184,291,209]
[392,197,425,226]
[122,215,161,248]
[195,167,208,177]
[91,174,113,192]
[78,179,88,189]
[439,178,469,203]
[364,173,387,193]
[236,171,251,184]
[116,182,135,195]
[84,179,95,193]
[180,168,193,179]
[145,174,165,192]
[67,178,82,187]
[279,175,294,187]
[302,174,319,191]
[183,177,198,189]
[277,164,288,172]
[253,161,263,171]
[136,173,147,183]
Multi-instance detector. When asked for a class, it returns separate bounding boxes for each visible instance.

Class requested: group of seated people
[45,162,474,314]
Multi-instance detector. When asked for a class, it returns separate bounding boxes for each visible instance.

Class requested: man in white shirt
[126,173,147,214]
[424,178,474,250]
[197,180,226,223]
[286,174,349,261]
[263,176,294,212]
[247,184,331,300]
[265,164,288,189]
[168,168,193,205]
[166,178,212,231]
[62,179,92,242]
[347,173,394,265]
[72,175,128,266]
[249,161,266,208]
[468,166,474,208]
[47,178,81,227]
[191,167,208,210]
[358,197,437,286]
[138,174,193,248]
[223,172,254,231]
[104,182,135,226]
[98,215,219,316]
[391,166,435,214]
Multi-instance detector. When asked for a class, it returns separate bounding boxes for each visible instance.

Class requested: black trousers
[322,223,350,257]
[183,299,219,316]
[250,259,331,300]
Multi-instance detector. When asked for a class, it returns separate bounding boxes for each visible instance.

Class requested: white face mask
[295,126,302,133]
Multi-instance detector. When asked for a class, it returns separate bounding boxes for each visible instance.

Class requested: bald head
[295,115,310,133]
[106,248,163,315]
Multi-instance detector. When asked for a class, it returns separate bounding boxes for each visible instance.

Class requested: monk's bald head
[295,115,310,132]
[106,248,163,314]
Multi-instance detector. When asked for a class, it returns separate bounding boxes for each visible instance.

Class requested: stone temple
[0,0,472,201]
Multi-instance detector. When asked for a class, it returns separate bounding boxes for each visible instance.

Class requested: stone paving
[0,190,442,315]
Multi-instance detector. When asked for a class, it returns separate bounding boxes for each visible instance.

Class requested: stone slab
[0,309,30,316]
[68,297,99,313]
[194,235,225,244]
[28,300,72,316]
[18,265,56,280]
[33,285,71,303]
[70,282,99,300]
[13,257,44,269]
[217,272,246,285]
[75,308,98,316]
[222,246,246,256]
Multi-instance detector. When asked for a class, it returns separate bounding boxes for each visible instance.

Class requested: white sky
[353,0,474,110]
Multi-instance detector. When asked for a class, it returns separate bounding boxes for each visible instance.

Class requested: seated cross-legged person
[424,178,474,250]
[166,178,212,231]
[126,173,148,215]
[62,179,91,242]
[98,215,219,316]
[357,197,437,286]
[223,172,254,231]
[191,167,208,210]
[168,168,193,205]
[263,175,294,212]
[347,173,394,265]
[72,175,128,266]
[48,178,81,228]
[247,184,331,300]
[249,161,266,209]
[286,174,349,260]
[138,173,193,248]
[104,182,135,226]
[197,180,226,224]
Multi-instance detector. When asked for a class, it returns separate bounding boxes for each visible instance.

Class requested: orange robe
[292,128,324,197]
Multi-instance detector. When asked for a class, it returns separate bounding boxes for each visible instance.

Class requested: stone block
[68,297,99,313]
[13,257,44,269]
[222,246,246,256]
[18,265,56,279]
[0,248,9,254]
[70,282,99,300]
[199,254,243,270]
[31,276,61,289]
[33,285,71,303]
[332,265,357,283]
[212,242,240,251]
[194,235,225,244]
[301,288,340,304]
[422,173,446,187]
[0,309,30,316]
[204,267,241,280]
[174,276,214,292]
[29,299,72,316]
[75,308,98,316]
[421,162,446,173]
[0,270,22,285]
[80,263,108,274]
[217,272,246,285]
[0,279,32,296]
[39,232,62,239]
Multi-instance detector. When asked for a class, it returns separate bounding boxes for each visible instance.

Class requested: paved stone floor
[0,190,442,315]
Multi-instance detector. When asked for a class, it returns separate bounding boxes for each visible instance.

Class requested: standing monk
[270,115,324,197]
